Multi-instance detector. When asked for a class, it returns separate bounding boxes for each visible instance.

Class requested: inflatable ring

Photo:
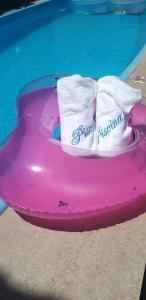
[0,75,146,232]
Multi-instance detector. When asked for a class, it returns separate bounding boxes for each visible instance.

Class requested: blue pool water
[0,4,146,143]
[0,199,8,214]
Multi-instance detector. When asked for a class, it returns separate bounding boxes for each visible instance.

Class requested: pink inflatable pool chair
[0,75,146,231]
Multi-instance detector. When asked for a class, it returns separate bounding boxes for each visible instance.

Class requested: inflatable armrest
[131,103,146,126]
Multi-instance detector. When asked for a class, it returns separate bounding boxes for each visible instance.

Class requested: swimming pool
[0,0,146,144]
[0,0,146,217]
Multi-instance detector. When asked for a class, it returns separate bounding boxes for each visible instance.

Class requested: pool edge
[120,44,146,81]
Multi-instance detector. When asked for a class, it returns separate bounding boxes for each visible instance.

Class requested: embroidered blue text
[72,125,93,145]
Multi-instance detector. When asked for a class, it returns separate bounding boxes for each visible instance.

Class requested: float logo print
[139,265,146,300]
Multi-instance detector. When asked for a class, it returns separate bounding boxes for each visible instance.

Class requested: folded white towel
[96,76,142,155]
[57,75,97,155]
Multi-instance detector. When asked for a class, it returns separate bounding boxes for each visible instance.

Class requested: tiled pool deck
[0,206,146,299]
[0,48,146,300]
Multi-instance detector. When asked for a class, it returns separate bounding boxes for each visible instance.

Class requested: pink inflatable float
[0,75,146,232]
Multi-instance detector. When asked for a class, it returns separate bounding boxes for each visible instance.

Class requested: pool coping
[120,44,146,81]
[0,0,53,18]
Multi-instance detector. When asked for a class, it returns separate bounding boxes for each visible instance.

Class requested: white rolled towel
[57,75,97,155]
[96,76,142,155]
